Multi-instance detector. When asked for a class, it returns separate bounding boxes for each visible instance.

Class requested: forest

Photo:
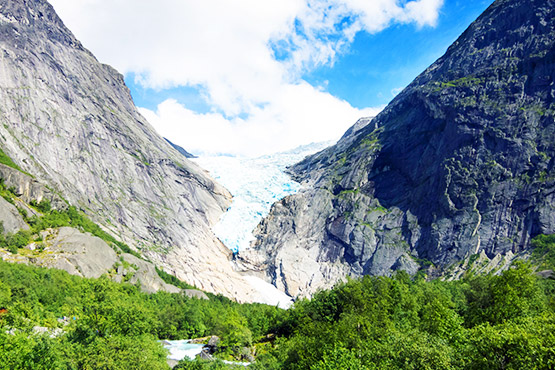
[1,234,554,369]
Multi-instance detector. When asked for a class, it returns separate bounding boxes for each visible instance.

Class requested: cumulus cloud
[49,0,443,156]
[276,0,444,74]
[139,85,382,157]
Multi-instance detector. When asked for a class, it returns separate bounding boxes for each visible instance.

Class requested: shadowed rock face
[239,0,555,298]
[0,0,259,300]
[0,196,28,234]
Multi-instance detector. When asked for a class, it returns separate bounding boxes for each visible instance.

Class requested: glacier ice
[193,142,331,252]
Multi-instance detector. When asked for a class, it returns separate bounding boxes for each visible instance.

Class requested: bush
[30,199,52,213]
[531,234,555,269]
[0,230,32,254]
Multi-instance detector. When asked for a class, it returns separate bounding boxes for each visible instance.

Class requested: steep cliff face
[240,0,555,298]
[0,0,258,300]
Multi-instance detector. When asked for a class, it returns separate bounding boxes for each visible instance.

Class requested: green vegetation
[249,262,555,370]
[0,180,16,204]
[336,189,359,197]
[156,266,195,290]
[531,234,555,270]
[0,230,32,254]
[0,147,23,172]
[29,199,52,213]
[1,171,554,370]
[433,76,484,92]
[131,151,150,166]
[0,261,283,369]
[175,359,244,369]
[2,256,554,369]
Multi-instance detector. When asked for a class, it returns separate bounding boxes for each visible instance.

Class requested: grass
[155,266,195,290]
[0,146,23,172]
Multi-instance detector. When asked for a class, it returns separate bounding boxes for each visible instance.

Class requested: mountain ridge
[239,0,555,298]
[0,0,262,300]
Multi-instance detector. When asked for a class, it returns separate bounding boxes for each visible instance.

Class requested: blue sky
[125,77,213,115]
[51,0,495,156]
[304,0,494,108]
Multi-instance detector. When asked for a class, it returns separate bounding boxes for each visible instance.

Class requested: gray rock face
[46,226,118,278]
[165,138,196,159]
[0,195,28,233]
[0,226,181,293]
[183,289,209,300]
[239,0,555,298]
[116,252,181,294]
[441,249,520,281]
[0,164,67,210]
[0,0,258,300]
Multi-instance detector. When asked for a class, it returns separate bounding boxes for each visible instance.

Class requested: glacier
[193,142,332,253]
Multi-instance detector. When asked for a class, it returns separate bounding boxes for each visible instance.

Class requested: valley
[0,0,554,368]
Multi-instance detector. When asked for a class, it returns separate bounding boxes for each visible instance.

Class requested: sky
[49,0,495,157]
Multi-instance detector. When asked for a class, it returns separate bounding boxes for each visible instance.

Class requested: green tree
[76,334,169,370]
[463,315,555,369]
[312,347,369,370]
[0,280,10,308]
[464,262,545,326]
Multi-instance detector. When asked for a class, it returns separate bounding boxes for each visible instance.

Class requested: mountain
[0,0,259,300]
[238,0,555,298]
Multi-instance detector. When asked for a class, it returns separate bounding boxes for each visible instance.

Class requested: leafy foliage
[531,234,555,270]
[258,264,555,370]
[0,261,283,368]
[1,227,554,369]
[0,230,31,254]
[0,257,554,368]
[156,266,195,290]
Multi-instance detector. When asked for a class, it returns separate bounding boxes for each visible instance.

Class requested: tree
[464,315,555,370]
[312,347,370,370]
[76,334,168,370]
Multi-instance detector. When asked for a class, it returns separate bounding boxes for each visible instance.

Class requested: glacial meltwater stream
[163,340,204,361]
[162,340,250,367]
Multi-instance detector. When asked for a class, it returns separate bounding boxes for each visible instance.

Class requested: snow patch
[243,275,293,309]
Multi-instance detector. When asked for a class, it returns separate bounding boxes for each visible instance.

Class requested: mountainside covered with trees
[1,238,554,369]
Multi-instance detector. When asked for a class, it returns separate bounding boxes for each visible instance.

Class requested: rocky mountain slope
[0,0,259,300]
[0,161,184,294]
[239,0,555,298]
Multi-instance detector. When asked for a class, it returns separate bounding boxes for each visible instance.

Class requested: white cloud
[391,86,405,97]
[139,85,382,157]
[49,0,443,156]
